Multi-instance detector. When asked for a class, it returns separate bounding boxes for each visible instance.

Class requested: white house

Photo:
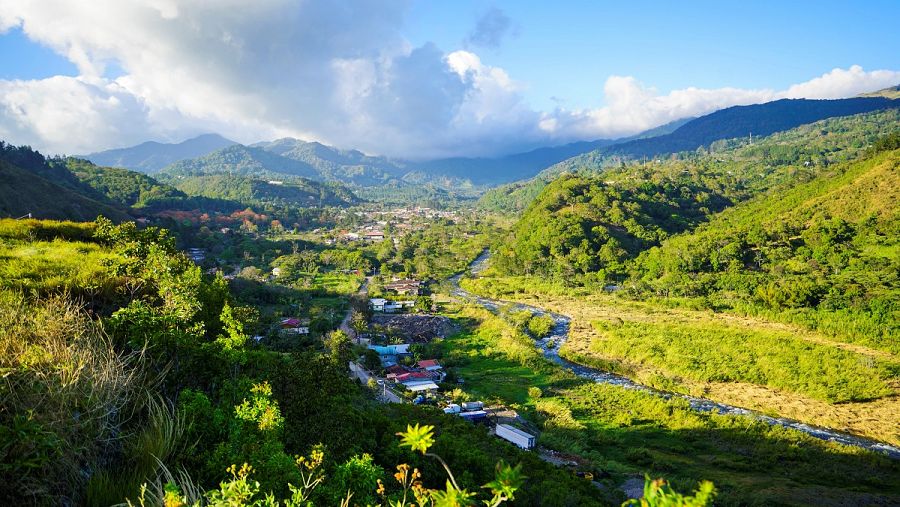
[383,301,402,313]
[370,298,387,312]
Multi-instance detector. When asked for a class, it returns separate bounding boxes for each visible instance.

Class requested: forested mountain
[492,171,730,276]
[605,96,899,158]
[161,144,321,180]
[860,84,900,99]
[172,174,359,207]
[635,137,900,351]
[255,138,407,185]
[480,108,900,213]
[0,142,132,221]
[149,119,686,191]
[83,133,237,173]
[0,160,131,221]
[63,158,187,208]
[492,117,900,279]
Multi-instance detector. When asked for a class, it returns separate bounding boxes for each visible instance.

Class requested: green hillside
[64,158,187,208]
[635,144,900,352]
[172,174,359,207]
[0,160,130,222]
[480,108,900,213]
[162,144,320,179]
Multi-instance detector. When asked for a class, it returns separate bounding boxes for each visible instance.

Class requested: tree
[324,330,352,367]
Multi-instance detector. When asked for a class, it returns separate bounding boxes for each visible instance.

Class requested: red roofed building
[417,359,442,371]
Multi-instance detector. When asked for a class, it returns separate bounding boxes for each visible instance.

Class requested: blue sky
[0,1,898,157]
[404,0,900,110]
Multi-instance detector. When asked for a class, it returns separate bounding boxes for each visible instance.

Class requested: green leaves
[396,423,435,454]
[622,476,716,507]
[483,461,524,504]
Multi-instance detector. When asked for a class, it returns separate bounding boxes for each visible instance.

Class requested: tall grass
[574,319,892,402]
[0,291,146,504]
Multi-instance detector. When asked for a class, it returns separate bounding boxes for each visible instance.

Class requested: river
[449,251,900,460]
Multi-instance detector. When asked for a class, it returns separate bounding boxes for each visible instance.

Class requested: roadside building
[280,318,310,335]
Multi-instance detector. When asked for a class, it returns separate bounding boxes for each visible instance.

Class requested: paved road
[349,361,403,403]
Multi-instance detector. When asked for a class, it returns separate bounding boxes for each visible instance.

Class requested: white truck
[443,403,461,414]
[495,424,536,449]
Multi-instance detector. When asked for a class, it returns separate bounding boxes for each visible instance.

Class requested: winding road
[450,251,900,460]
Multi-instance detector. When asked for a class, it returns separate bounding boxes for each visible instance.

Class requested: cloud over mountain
[1,0,898,158]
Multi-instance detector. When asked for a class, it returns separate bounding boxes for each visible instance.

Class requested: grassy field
[0,239,116,293]
[460,272,900,445]
[440,305,900,505]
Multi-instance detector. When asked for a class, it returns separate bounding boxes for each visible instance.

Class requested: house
[364,231,385,242]
[368,344,411,356]
[395,371,434,384]
[370,298,387,312]
[403,381,440,393]
[384,279,423,296]
[417,359,442,372]
[383,301,402,313]
[280,318,310,335]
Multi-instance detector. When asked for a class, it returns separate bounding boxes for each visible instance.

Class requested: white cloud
[780,65,900,99]
[0,0,897,158]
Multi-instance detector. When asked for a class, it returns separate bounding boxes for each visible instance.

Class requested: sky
[0,0,898,159]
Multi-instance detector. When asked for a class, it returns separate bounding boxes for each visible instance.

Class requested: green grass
[312,273,363,294]
[440,305,900,506]
[576,319,893,403]
[0,239,116,292]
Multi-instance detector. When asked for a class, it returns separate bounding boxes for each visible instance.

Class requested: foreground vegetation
[0,218,609,506]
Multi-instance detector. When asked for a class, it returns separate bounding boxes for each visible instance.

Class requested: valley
[2,88,899,506]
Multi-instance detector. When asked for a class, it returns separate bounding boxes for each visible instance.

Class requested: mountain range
[83,133,237,173]
[83,96,898,191]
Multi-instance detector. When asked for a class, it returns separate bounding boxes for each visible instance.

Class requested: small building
[417,359,442,372]
[272,267,282,277]
[370,298,387,312]
[385,279,423,296]
[395,371,434,384]
[368,344,411,356]
[364,231,385,242]
[280,318,310,335]
[383,301,402,313]
[495,424,535,449]
[404,381,439,393]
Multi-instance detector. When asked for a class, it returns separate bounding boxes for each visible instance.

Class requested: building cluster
[335,207,460,245]
[364,345,537,450]
[279,317,310,335]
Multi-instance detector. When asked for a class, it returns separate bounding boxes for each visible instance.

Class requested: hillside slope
[64,158,187,208]
[481,108,900,213]
[0,160,130,221]
[172,174,358,207]
[607,96,899,158]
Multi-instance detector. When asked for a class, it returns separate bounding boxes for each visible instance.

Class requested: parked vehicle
[461,401,483,411]
[495,424,535,449]
[458,410,487,422]
[443,403,461,414]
